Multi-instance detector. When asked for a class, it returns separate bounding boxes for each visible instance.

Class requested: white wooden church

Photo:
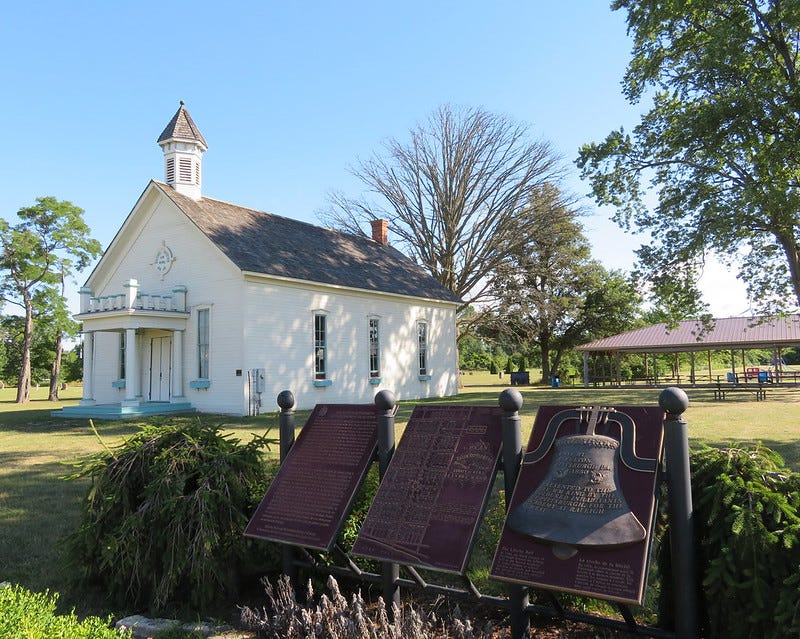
[55,103,460,418]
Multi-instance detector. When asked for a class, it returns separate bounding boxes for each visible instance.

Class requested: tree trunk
[539,335,552,384]
[15,295,33,403]
[48,330,63,401]
[777,230,800,308]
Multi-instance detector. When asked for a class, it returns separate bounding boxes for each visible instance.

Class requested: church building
[55,103,460,418]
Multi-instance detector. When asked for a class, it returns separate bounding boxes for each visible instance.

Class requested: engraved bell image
[507,434,646,549]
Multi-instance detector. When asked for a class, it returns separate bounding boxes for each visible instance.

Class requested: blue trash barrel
[551,377,560,388]
[758,371,769,383]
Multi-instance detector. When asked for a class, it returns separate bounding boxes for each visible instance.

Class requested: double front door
[149,336,172,401]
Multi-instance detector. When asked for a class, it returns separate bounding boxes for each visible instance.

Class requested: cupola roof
[157,101,207,149]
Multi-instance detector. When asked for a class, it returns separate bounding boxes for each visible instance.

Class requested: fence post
[375,390,400,613]
[659,387,699,639]
[277,390,298,583]
[499,388,530,639]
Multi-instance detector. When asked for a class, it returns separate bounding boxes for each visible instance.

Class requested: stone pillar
[123,328,139,406]
[172,330,184,400]
[80,332,95,405]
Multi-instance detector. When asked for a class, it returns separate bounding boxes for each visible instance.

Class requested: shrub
[668,445,800,638]
[0,583,127,639]
[65,421,276,613]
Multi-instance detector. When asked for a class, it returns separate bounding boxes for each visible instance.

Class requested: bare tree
[320,105,568,330]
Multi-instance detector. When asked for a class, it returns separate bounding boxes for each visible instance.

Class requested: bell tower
[157,101,208,201]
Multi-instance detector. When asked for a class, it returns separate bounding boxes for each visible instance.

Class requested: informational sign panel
[245,404,378,550]
[490,405,664,604]
[352,405,503,574]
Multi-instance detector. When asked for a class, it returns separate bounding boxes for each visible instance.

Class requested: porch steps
[51,402,196,420]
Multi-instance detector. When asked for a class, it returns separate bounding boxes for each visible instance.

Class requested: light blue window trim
[369,377,382,386]
[314,313,327,380]
[112,379,126,388]
[119,332,126,380]
[417,321,428,376]
[197,308,210,379]
[190,379,211,389]
[368,318,380,378]
[418,374,432,381]
[314,379,333,387]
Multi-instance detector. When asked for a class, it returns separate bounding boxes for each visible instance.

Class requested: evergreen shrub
[65,421,277,613]
[0,584,127,639]
[672,445,800,638]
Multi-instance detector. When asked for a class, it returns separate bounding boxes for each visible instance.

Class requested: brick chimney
[370,219,389,245]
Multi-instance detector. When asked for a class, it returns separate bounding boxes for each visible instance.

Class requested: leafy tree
[0,197,101,402]
[578,0,800,314]
[33,283,80,400]
[493,188,642,382]
[458,333,493,370]
[62,345,83,384]
[0,315,54,385]
[320,104,567,336]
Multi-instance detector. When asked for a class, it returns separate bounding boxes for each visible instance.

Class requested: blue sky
[0,1,748,315]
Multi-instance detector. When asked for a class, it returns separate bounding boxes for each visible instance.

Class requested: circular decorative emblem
[154,244,174,275]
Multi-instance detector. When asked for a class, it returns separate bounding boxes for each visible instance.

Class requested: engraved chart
[245,404,378,550]
[352,405,503,574]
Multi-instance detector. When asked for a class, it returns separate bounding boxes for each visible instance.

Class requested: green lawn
[1,380,798,618]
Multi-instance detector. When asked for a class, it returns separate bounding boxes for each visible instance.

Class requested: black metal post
[659,387,699,639]
[277,390,298,582]
[499,388,530,639]
[375,390,400,613]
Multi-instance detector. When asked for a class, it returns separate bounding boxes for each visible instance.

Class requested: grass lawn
[1,379,798,618]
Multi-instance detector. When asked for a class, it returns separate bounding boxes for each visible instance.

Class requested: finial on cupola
[157,102,208,201]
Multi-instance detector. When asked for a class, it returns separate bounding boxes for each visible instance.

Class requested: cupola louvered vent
[179,157,192,182]
[166,157,175,184]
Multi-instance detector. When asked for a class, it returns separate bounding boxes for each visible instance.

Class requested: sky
[0,0,751,317]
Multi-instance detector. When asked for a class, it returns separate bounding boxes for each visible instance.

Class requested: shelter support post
[582,352,589,388]
[689,351,696,386]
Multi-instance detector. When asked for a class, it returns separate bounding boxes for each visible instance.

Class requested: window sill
[314,379,332,387]
[369,377,382,385]
[112,380,126,389]
[190,379,211,389]
[418,374,432,381]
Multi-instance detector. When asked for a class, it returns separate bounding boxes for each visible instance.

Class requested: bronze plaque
[245,404,378,550]
[352,405,502,574]
[490,405,664,604]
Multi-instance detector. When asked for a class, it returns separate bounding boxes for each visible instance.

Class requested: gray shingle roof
[577,315,800,353]
[154,181,462,304]
[157,102,208,148]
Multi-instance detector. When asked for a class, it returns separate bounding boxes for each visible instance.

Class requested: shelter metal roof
[576,315,800,354]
